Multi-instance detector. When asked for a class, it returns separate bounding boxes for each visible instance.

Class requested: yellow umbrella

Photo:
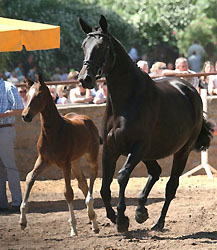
[0,17,60,52]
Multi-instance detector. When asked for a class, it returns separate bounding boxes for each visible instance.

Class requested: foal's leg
[117,142,144,232]
[135,160,162,224]
[84,154,99,233]
[63,165,77,236]
[100,145,119,224]
[71,159,88,197]
[20,156,49,230]
[152,150,190,231]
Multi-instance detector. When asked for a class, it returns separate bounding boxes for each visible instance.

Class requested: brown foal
[19,74,100,236]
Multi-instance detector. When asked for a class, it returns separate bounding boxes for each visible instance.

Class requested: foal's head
[22,74,52,122]
[78,15,111,89]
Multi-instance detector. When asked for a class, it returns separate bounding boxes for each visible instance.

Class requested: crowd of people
[137,57,217,94]
[1,51,217,110]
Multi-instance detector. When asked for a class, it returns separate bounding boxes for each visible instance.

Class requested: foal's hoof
[135,207,149,224]
[116,216,129,233]
[151,221,164,231]
[20,222,27,230]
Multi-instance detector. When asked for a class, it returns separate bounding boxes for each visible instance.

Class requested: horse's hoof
[151,222,164,231]
[109,214,117,224]
[116,216,129,233]
[93,228,100,234]
[135,207,149,224]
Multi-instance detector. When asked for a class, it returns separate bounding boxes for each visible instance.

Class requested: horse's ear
[99,15,107,33]
[38,73,46,86]
[79,18,92,34]
[25,77,34,88]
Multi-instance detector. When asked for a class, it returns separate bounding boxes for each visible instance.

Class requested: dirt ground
[1,175,217,250]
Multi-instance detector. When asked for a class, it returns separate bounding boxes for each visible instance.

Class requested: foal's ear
[99,15,108,33]
[79,18,92,34]
[38,73,46,86]
[25,77,35,88]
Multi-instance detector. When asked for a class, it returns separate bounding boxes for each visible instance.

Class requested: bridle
[82,31,116,79]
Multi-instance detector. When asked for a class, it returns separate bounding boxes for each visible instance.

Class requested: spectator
[167,62,174,70]
[187,40,206,72]
[0,74,24,213]
[14,62,25,81]
[93,82,108,104]
[69,83,94,104]
[23,54,35,77]
[56,85,69,104]
[28,65,38,82]
[6,71,19,85]
[18,86,28,106]
[137,60,149,73]
[60,68,68,81]
[50,67,61,81]
[128,45,140,62]
[149,62,166,77]
[174,57,200,91]
[200,61,217,95]
[48,85,59,104]
[188,51,202,72]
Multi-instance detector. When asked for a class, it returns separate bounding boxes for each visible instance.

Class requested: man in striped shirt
[0,76,24,213]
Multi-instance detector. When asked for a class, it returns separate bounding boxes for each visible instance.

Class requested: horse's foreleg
[117,142,144,232]
[152,151,189,231]
[63,166,77,237]
[19,156,49,230]
[135,160,162,224]
[100,145,119,224]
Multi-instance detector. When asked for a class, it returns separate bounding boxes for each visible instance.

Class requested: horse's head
[22,74,50,122]
[78,15,111,89]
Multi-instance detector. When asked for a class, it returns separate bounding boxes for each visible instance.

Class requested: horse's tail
[194,117,215,152]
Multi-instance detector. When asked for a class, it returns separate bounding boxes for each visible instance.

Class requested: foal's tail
[194,117,215,152]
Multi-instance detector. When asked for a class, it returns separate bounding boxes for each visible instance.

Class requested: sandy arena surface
[1,175,217,250]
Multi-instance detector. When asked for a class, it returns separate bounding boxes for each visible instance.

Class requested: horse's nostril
[85,75,92,84]
[22,113,32,122]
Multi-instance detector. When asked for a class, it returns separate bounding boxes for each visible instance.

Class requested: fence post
[181,89,217,179]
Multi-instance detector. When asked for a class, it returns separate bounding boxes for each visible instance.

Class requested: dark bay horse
[20,74,100,236]
[78,15,214,233]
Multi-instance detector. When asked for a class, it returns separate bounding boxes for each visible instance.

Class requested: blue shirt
[0,79,24,125]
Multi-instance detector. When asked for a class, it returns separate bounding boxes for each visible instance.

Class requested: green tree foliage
[175,0,217,61]
[0,0,139,78]
[0,0,216,77]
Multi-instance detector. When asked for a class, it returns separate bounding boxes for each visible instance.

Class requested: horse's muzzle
[78,75,95,89]
[22,113,33,122]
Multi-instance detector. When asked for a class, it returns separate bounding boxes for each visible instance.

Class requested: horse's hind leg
[71,159,88,198]
[84,154,99,233]
[135,160,162,224]
[63,165,77,236]
[152,150,189,231]
[19,156,49,230]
